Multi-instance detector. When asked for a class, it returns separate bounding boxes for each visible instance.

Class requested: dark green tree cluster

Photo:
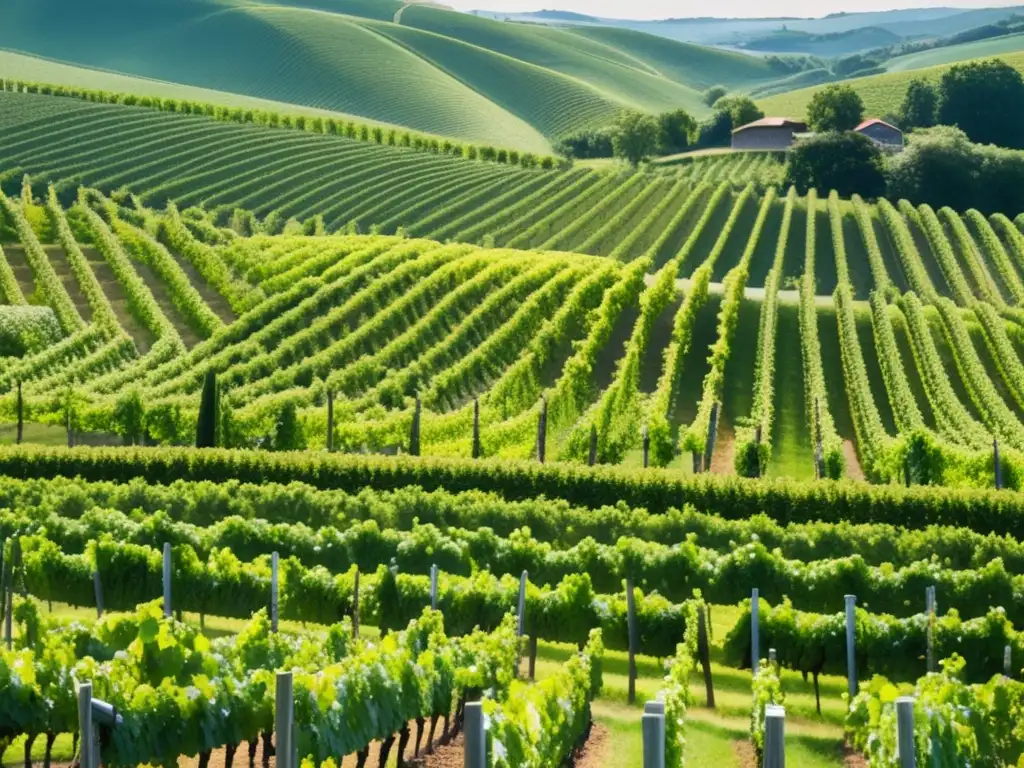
[806,84,864,132]
[693,97,765,149]
[785,131,886,198]
[897,60,1024,147]
[558,108,698,162]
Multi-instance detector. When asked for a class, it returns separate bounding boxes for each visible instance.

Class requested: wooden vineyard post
[995,438,1002,490]
[703,402,719,472]
[271,552,280,633]
[754,425,763,478]
[352,569,360,636]
[692,451,703,474]
[896,697,916,768]
[517,570,527,677]
[641,705,666,768]
[642,424,650,468]
[16,380,22,445]
[409,394,421,456]
[472,398,481,459]
[1006,645,1013,677]
[93,570,104,618]
[751,588,760,673]
[430,564,439,610]
[536,397,547,463]
[626,577,638,704]
[326,390,334,452]
[925,586,936,674]
[588,425,597,467]
[845,594,857,697]
[763,705,786,768]
[814,397,824,479]
[163,543,172,619]
[464,701,486,768]
[697,600,715,708]
[275,672,295,768]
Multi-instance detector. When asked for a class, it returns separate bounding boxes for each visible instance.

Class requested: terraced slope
[0,0,799,149]
[4,178,1024,492]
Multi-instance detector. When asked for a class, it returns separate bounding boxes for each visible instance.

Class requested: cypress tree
[196,370,219,448]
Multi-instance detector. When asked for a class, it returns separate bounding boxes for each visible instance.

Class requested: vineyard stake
[430,564,439,610]
[163,543,172,619]
[352,569,360,636]
[704,402,719,472]
[642,424,650,468]
[641,708,665,768]
[995,438,1002,490]
[1006,645,1013,677]
[463,701,486,768]
[751,588,760,674]
[271,552,279,633]
[626,576,638,704]
[517,570,527,676]
[16,380,23,445]
[588,424,597,467]
[814,397,824,479]
[275,672,295,768]
[78,683,96,768]
[925,586,936,674]
[763,705,785,768]
[472,398,481,459]
[845,594,857,697]
[536,397,547,463]
[896,697,916,768]
[326,390,334,452]
[697,600,715,708]
[93,571,103,618]
[409,395,421,456]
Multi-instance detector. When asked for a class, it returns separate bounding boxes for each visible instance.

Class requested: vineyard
[4,82,1024,767]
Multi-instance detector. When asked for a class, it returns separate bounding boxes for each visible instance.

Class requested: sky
[446,0,1022,21]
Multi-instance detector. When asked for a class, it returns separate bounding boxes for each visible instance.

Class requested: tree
[694,109,734,148]
[886,126,984,213]
[714,96,764,129]
[938,59,1024,148]
[785,132,886,198]
[657,109,697,155]
[703,85,728,107]
[196,370,219,448]
[273,401,304,451]
[611,110,659,165]
[899,79,937,130]
[113,389,146,446]
[806,84,864,132]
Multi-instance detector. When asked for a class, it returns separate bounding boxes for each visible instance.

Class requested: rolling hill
[885,31,1024,72]
[0,0,789,151]
[759,50,1024,120]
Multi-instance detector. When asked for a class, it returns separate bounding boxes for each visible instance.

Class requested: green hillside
[885,31,1024,71]
[0,0,798,150]
[759,50,1024,118]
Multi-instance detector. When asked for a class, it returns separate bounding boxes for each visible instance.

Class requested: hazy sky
[447,0,1020,21]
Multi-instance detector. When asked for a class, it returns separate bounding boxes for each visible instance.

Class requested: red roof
[732,117,807,134]
[856,118,900,132]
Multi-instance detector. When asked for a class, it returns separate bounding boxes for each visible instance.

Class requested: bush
[0,306,61,357]
[785,131,886,198]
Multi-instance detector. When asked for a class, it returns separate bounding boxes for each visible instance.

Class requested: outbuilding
[855,118,903,150]
[731,117,808,150]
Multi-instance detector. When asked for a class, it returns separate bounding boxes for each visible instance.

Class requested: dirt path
[417,723,609,768]
[131,260,202,348]
[2,245,37,300]
[843,440,865,481]
[732,738,757,768]
[43,245,94,323]
[710,422,736,475]
[393,3,411,23]
[82,246,155,354]
[166,247,237,325]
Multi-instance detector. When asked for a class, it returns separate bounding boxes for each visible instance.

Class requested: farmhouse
[731,117,808,150]
[855,118,903,150]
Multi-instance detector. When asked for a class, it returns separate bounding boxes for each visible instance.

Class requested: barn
[731,117,808,150]
[855,118,903,150]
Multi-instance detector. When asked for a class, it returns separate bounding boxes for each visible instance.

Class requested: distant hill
[738,25,902,55]
[0,0,790,151]
[758,50,1024,119]
[884,31,1024,71]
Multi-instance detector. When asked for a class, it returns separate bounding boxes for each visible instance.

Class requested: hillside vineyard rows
[2,98,1024,486]
[8,82,1024,768]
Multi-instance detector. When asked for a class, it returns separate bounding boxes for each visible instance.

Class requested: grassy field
[885,31,1024,72]
[759,49,1024,119]
[0,0,795,150]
